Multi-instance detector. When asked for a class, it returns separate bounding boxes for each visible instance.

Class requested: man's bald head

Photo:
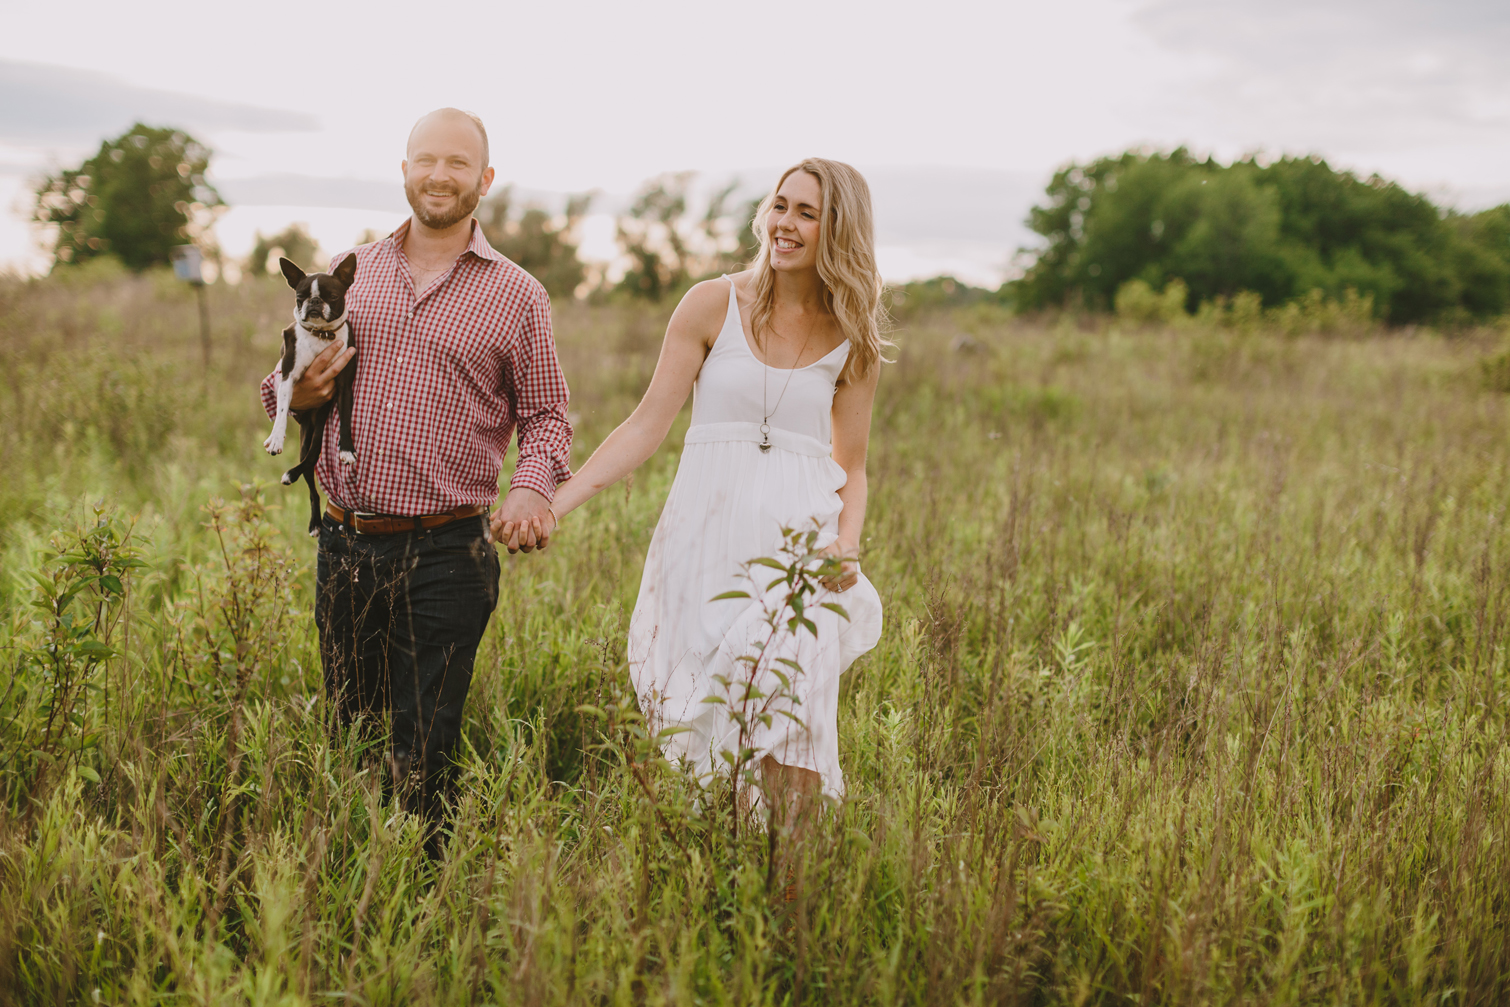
[401,108,495,232]
[407,108,489,168]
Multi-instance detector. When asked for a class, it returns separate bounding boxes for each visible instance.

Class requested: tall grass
[0,265,1508,1004]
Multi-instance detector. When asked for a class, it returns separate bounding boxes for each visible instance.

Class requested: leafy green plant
[706,525,849,819]
[0,506,141,808]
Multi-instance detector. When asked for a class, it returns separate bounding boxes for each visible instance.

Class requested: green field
[1,263,1508,1004]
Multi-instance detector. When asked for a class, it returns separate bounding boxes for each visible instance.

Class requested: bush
[1115,277,1189,325]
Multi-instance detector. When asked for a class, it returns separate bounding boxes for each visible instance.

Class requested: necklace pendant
[759,421,772,453]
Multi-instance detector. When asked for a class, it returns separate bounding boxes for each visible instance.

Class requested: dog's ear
[278,257,306,289]
[331,254,357,288]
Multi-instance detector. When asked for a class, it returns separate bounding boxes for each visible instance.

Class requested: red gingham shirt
[260,219,573,514]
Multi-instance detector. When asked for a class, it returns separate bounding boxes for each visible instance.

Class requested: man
[259,108,570,857]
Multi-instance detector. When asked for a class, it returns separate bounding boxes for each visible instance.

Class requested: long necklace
[759,323,814,453]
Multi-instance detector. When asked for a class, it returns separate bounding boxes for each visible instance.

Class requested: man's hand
[491,486,557,555]
[291,342,356,412]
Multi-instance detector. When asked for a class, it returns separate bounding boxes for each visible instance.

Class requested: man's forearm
[511,405,574,500]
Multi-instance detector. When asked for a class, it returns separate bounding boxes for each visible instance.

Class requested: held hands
[291,342,357,412]
[818,542,860,593]
[490,486,558,555]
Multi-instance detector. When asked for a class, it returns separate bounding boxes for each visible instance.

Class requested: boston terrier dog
[263,255,358,535]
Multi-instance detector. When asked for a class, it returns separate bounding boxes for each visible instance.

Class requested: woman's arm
[821,361,881,591]
[496,278,731,549]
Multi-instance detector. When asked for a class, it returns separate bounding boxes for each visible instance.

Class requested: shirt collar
[386,217,504,264]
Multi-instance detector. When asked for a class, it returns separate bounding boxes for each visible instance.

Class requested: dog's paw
[281,471,294,486]
[264,436,284,455]
[339,450,357,466]
[307,527,320,538]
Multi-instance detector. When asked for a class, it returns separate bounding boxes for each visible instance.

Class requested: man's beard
[406,175,484,230]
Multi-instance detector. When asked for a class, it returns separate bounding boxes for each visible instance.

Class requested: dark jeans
[315,513,500,855]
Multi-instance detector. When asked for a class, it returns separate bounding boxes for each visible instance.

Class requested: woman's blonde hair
[748,158,892,384]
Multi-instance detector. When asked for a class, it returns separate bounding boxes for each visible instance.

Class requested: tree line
[1012,148,1510,324]
[32,125,1510,324]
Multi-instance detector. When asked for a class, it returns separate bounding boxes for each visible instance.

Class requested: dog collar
[299,311,347,333]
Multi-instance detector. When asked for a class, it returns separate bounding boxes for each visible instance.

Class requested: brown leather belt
[326,502,488,536]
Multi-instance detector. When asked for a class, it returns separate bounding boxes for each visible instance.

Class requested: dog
[263,255,358,535]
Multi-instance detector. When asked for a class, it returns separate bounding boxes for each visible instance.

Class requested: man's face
[402,118,494,231]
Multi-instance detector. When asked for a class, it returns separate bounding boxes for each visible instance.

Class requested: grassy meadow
[1,261,1509,1004]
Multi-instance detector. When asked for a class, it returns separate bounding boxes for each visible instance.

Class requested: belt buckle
[353,511,379,534]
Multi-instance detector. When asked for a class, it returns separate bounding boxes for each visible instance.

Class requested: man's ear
[278,257,306,290]
[332,254,357,288]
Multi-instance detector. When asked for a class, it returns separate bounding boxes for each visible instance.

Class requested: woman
[506,158,886,824]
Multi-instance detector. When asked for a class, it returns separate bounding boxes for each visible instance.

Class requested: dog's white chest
[289,324,348,384]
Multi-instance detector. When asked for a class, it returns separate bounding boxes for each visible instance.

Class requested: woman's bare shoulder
[727,269,757,306]
[668,277,735,344]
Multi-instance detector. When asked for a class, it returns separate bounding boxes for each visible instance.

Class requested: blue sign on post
[170,244,211,379]
[171,245,204,285]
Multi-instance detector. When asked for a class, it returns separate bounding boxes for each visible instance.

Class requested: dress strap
[708,274,742,353]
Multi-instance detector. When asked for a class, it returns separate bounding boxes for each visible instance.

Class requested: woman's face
[767,171,823,273]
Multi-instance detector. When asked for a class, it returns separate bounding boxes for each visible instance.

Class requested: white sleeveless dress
[628,276,884,799]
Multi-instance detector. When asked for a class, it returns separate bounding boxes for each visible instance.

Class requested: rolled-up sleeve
[506,287,574,500]
[259,368,278,419]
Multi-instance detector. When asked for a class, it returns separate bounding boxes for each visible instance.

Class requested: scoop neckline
[725,275,850,372]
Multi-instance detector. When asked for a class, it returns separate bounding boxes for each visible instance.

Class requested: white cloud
[0,58,316,145]
[1131,0,1510,186]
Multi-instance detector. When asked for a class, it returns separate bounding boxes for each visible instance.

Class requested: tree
[33,123,223,271]
[478,187,592,298]
[701,181,763,274]
[244,223,321,276]
[616,173,694,300]
[1012,149,1510,324]
[614,174,757,300]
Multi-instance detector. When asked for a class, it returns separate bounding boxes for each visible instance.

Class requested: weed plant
[0,267,1508,1004]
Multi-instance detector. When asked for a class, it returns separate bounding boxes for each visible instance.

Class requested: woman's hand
[818,542,860,593]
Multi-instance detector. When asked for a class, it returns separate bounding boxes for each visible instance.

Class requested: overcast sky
[1,0,1506,284]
